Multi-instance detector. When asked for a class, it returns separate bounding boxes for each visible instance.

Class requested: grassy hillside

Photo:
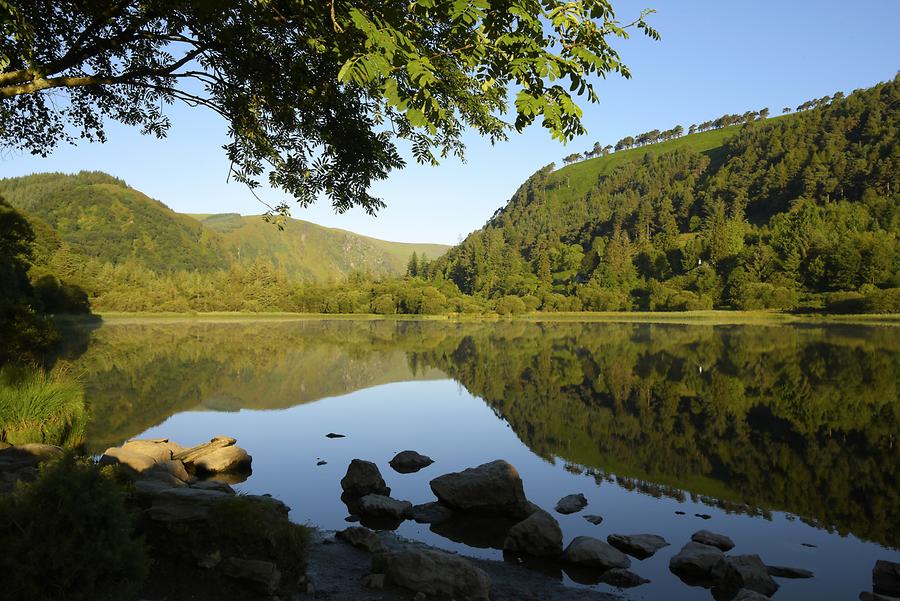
[0,172,449,281]
[195,213,449,280]
[0,172,225,272]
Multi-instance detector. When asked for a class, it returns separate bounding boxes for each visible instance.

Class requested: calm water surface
[60,318,900,601]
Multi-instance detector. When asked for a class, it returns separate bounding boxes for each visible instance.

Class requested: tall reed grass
[0,364,86,447]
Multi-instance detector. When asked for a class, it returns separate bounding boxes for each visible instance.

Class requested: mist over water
[61,318,900,600]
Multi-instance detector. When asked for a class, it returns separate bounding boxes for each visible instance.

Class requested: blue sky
[1,0,898,244]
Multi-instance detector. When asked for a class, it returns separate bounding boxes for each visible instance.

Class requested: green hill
[0,172,449,282]
[436,76,899,312]
[193,212,449,281]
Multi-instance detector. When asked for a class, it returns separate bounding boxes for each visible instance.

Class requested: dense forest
[434,76,899,313]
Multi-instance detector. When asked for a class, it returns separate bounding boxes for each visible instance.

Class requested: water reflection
[57,318,900,599]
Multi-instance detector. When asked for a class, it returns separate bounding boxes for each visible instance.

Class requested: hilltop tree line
[434,76,900,313]
[562,91,848,166]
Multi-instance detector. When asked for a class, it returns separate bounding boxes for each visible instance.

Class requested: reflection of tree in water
[61,319,899,549]
[410,322,900,550]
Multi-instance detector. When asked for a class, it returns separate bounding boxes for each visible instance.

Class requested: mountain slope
[0,172,449,281]
[436,76,899,311]
[194,212,449,281]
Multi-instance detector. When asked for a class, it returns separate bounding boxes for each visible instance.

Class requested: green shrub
[825,291,867,313]
[0,365,86,447]
[371,293,397,314]
[494,295,527,315]
[864,287,900,313]
[0,455,149,601]
[732,282,799,310]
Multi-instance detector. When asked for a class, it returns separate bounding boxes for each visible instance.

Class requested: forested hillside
[435,76,899,312]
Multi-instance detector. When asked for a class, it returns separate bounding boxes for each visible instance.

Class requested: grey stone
[692,529,735,551]
[389,450,434,473]
[172,436,236,464]
[584,514,604,525]
[99,447,158,475]
[224,557,281,594]
[336,527,385,553]
[721,554,779,597]
[430,460,531,518]
[410,501,455,525]
[341,459,390,497]
[358,494,413,520]
[122,439,178,462]
[607,533,670,559]
[150,459,190,482]
[732,589,772,601]
[191,479,235,494]
[191,445,251,473]
[503,509,563,557]
[372,549,490,601]
[766,564,814,579]
[668,542,727,582]
[562,536,631,570]
[554,493,588,515]
[874,559,900,596]
[363,573,385,589]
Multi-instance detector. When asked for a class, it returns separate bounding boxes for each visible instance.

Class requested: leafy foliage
[0,0,657,214]
[0,454,149,601]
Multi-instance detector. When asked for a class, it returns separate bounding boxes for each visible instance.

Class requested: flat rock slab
[563,536,631,570]
[555,493,588,515]
[373,549,491,601]
[358,494,413,520]
[409,501,454,525]
[389,450,434,474]
[607,533,669,559]
[692,529,735,551]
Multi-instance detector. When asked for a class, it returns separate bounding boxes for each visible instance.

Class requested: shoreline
[55,310,900,328]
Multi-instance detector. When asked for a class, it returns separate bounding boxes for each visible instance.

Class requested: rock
[874,560,900,596]
[150,459,191,482]
[860,592,896,601]
[389,450,434,474]
[503,509,563,557]
[599,568,650,588]
[695,513,712,519]
[122,439,179,462]
[732,589,772,601]
[316,460,327,466]
[372,549,490,601]
[562,536,631,570]
[345,514,360,523]
[692,529,735,551]
[429,460,531,518]
[607,533,670,559]
[224,557,281,594]
[326,432,346,438]
[192,445,251,474]
[191,479,235,494]
[336,527,385,553]
[196,550,221,569]
[358,494,413,520]
[363,573,385,589]
[766,564,813,579]
[675,510,686,515]
[801,542,817,548]
[0,443,63,472]
[554,493,588,515]
[720,554,779,597]
[410,501,455,525]
[99,447,158,474]
[172,436,236,464]
[341,459,391,497]
[134,477,183,496]
[584,514,604,525]
[146,487,232,521]
[668,542,727,583]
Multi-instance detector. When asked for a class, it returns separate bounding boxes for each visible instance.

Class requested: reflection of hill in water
[60,318,900,549]
[60,320,446,451]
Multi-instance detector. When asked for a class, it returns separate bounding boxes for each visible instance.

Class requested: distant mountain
[0,172,450,281]
[193,212,449,281]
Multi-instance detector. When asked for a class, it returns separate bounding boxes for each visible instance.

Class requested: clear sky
[1,0,898,244]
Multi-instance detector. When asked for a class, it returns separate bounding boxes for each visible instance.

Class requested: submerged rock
[562,536,631,570]
[766,564,813,579]
[430,460,531,518]
[372,549,490,601]
[874,559,900,596]
[326,432,346,438]
[599,568,650,588]
[692,529,735,551]
[503,509,563,557]
[389,450,434,473]
[341,459,391,497]
[554,493,588,515]
[409,501,455,525]
[607,533,669,559]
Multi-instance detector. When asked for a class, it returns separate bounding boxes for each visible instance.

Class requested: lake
[59,317,900,600]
